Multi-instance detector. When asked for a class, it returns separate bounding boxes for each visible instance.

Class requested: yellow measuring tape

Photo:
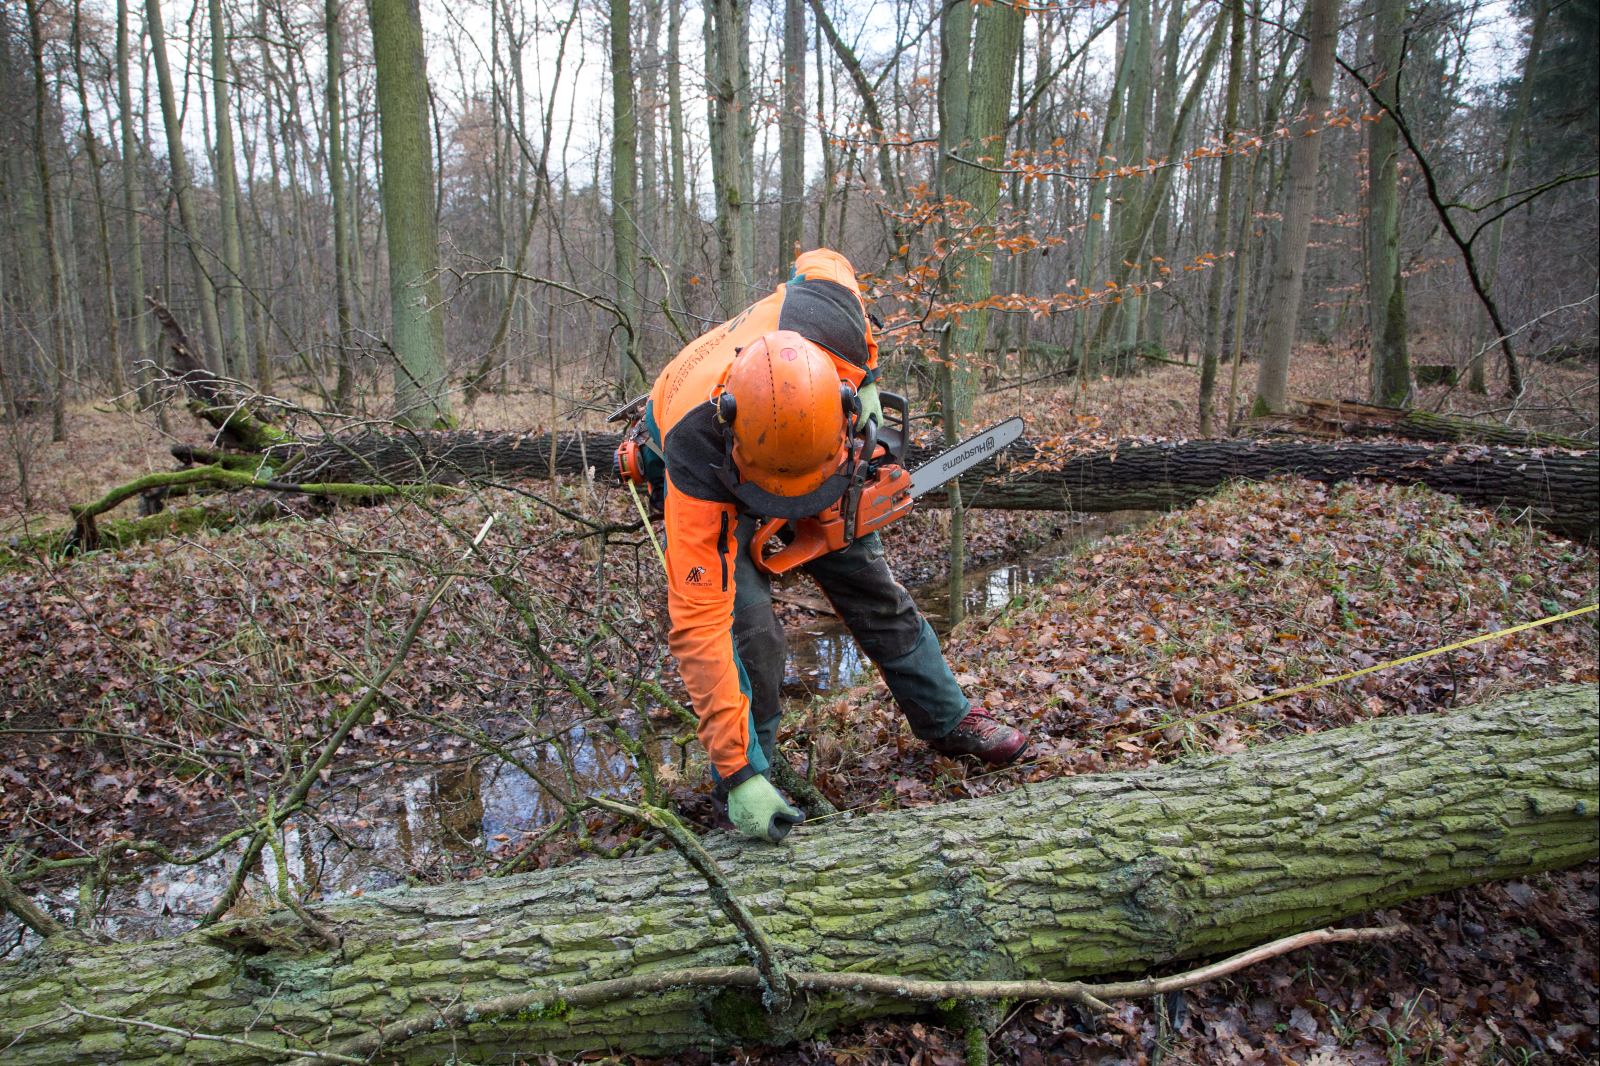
[627,480,669,576]
[1120,602,1597,742]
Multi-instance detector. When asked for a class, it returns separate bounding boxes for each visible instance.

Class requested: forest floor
[0,344,1595,1063]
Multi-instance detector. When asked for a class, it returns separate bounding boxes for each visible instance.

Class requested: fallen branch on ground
[1262,396,1590,449]
[287,925,1404,1066]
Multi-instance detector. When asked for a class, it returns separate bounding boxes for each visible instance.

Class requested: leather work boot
[927,706,1028,766]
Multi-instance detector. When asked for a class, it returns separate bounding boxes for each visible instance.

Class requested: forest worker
[625,249,1028,845]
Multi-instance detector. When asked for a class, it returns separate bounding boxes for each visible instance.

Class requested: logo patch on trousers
[685,566,709,586]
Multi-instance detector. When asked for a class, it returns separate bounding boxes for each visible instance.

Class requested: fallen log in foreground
[2,685,1594,1064]
[276,433,1596,541]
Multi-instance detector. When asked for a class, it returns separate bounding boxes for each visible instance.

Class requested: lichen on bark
[0,685,1593,1063]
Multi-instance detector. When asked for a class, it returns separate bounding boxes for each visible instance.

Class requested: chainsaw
[609,391,1024,577]
[607,393,655,493]
[748,396,1024,577]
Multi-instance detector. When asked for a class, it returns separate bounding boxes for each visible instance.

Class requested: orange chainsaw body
[614,437,648,486]
[752,461,913,576]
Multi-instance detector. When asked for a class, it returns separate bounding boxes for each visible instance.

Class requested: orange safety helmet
[715,330,856,519]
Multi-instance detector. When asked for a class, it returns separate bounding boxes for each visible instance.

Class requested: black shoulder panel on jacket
[778,278,870,368]
[663,402,739,504]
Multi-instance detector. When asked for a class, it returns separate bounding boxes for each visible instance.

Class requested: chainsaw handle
[750,516,833,577]
[878,391,909,467]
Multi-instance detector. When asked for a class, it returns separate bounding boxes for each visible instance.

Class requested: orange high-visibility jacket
[647,250,879,790]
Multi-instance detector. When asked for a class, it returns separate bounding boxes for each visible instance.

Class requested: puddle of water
[783,510,1159,698]
[81,726,661,937]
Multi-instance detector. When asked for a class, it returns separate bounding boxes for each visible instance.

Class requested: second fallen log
[279,432,1597,541]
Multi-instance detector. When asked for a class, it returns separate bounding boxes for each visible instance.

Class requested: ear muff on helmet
[717,390,737,425]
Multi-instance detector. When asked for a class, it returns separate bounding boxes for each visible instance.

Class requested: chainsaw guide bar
[907,416,1026,499]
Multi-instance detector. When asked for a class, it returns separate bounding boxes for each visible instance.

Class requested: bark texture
[144,0,226,377]
[609,0,639,392]
[1366,0,1407,406]
[1,686,1594,1063]
[1198,0,1245,437]
[370,0,452,427]
[276,433,1598,542]
[1252,0,1339,413]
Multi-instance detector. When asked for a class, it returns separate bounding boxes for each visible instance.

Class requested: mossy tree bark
[941,0,1024,421]
[371,0,452,428]
[2,686,1594,1063]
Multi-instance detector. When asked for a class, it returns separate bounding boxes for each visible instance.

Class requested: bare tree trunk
[116,0,150,407]
[637,0,661,356]
[610,0,641,390]
[370,0,453,427]
[1072,34,1130,379]
[1145,0,1184,354]
[146,0,226,376]
[209,0,247,380]
[1199,0,1244,436]
[1366,0,1408,406]
[1252,0,1338,415]
[25,0,68,442]
[736,4,754,286]
[990,38,1032,377]
[328,0,351,405]
[807,0,905,265]
[813,17,830,251]
[777,0,805,275]
[1091,9,1228,355]
[1471,0,1547,394]
[71,0,126,405]
[2,687,1593,1064]
[1101,0,1150,349]
[667,0,688,296]
[943,0,1024,419]
[707,0,747,316]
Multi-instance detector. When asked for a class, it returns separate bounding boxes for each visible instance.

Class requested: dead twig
[292,924,1406,1066]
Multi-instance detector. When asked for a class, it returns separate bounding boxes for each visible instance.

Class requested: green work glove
[856,380,883,429]
[727,775,805,843]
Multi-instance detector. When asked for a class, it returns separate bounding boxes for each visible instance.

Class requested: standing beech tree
[371,0,452,427]
[610,0,640,391]
[777,0,805,276]
[1253,0,1339,414]
[941,0,1025,420]
[1367,0,1409,406]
